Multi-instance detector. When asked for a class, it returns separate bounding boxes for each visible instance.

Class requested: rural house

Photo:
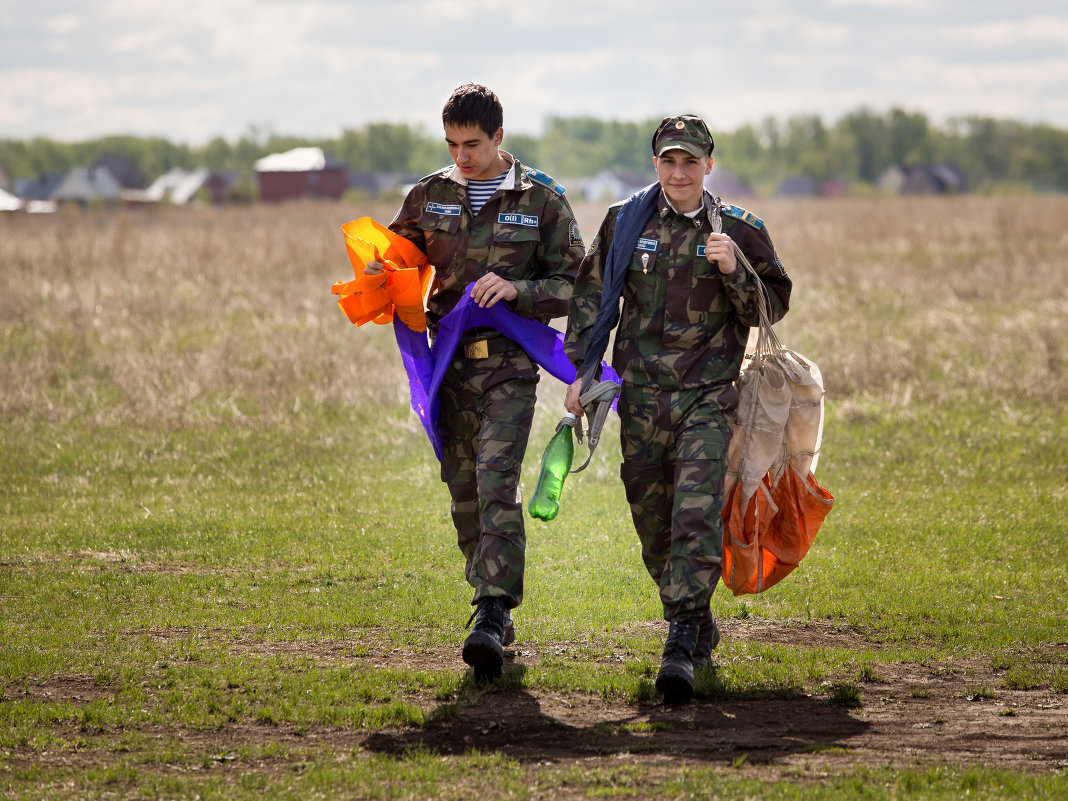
[254,147,346,202]
[877,164,966,195]
[582,168,651,203]
[133,167,237,206]
[92,155,148,191]
[704,165,754,199]
[50,165,124,205]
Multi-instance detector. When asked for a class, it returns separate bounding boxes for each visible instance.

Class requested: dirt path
[362,621,1068,774]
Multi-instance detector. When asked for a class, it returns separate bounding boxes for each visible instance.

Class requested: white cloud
[945,16,1068,47]
[739,15,851,47]
[827,0,926,8]
[43,13,80,36]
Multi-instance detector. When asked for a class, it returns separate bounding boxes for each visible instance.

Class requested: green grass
[3,397,1066,797]
[2,199,1067,798]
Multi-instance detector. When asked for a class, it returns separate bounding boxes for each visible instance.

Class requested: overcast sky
[3,0,1068,145]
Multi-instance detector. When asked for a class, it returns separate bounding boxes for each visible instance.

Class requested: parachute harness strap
[570,379,621,473]
[709,198,784,486]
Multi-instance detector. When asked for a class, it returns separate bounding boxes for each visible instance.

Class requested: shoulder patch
[722,203,765,231]
[525,167,566,196]
[419,165,453,182]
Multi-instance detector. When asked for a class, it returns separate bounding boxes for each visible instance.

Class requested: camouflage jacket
[565,190,792,393]
[389,153,584,332]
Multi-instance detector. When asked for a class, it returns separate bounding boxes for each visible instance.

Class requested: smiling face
[654,148,713,213]
[444,123,506,181]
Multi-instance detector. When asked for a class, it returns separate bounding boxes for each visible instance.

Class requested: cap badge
[675,121,685,129]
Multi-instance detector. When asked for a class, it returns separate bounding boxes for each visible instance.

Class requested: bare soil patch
[360,620,1068,774]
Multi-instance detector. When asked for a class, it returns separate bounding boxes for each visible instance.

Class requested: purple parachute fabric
[392,284,620,460]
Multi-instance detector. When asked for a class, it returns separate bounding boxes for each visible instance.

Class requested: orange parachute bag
[719,242,835,596]
[331,217,436,332]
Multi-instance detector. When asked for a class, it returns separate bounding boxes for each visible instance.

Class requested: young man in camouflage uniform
[369,84,584,680]
[563,115,791,703]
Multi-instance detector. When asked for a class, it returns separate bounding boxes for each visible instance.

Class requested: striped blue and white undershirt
[467,168,510,214]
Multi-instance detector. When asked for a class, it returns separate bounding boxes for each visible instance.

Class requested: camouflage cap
[652,115,714,158]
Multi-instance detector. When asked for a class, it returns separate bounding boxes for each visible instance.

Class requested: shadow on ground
[364,665,868,764]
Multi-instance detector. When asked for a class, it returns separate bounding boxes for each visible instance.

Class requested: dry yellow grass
[2,196,1065,432]
[755,195,1068,408]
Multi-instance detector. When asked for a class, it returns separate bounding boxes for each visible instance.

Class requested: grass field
[1,195,1066,799]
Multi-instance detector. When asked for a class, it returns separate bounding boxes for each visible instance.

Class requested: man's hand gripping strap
[571,379,621,473]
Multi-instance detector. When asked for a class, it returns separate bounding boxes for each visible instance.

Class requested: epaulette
[525,167,566,196]
[722,203,764,230]
[419,165,453,182]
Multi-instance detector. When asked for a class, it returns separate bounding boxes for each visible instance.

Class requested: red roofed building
[254,147,347,202]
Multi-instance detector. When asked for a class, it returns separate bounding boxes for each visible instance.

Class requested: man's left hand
[471,272,518,308]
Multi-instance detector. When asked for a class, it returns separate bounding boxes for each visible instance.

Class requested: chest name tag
[498,212,539,227]
[426,202,461,216]
[697,245,707,258]
[636,238,658,252]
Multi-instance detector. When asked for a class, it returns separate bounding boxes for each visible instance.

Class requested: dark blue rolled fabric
[579,181,660,389]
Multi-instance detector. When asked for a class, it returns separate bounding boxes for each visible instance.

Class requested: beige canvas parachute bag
[718,218,835,595]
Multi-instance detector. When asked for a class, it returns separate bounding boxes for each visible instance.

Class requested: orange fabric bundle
[331,217,435,332]
[720,346,834,596]
[722,464,834,595]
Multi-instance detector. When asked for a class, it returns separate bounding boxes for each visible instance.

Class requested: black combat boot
[655,617,701,704]
[692,611,721,670]
[462,597,506,680]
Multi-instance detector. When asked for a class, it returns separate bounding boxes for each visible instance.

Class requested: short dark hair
[442,84,503,137]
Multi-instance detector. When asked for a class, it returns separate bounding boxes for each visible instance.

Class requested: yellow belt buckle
[464,340,489,359]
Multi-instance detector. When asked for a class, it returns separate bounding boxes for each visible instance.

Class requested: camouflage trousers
[618,383,733,621]
[438,342,538,610]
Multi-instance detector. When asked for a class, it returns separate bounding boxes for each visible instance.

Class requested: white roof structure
[0,187,22,211]
[144,167,211,205]
[254,147,328,172]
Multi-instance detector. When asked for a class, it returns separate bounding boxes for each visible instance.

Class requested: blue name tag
[498,212,539,227]
[697,245,707,257]
[426,202,461,216]
[636,238,658,252]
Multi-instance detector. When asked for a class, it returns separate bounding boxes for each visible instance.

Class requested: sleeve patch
[569,218,584,248]
[774,251,788,276]
[722,203,765,230]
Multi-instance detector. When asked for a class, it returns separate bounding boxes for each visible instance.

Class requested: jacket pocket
[417,213,462,269]
[490,224,541,275]
[692,257,730,319]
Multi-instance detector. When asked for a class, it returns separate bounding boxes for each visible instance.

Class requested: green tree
[836,108,890,183]
[3,110,1068,196]
[887,108,932,166]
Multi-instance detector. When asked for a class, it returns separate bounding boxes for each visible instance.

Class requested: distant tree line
[2,107,1066,195]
